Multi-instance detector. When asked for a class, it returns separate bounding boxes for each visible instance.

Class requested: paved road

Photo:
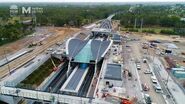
[122,40,143,103]
[133,42,165,104]
[123,34,166,104]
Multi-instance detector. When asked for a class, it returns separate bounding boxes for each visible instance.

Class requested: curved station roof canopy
[100,19,112,29]
[66,38,113,63]
[91,18,112,34]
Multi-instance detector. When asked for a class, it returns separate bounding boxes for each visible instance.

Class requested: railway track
[78,67,94,97]
[0,29,79,79]
[46,64,68,93]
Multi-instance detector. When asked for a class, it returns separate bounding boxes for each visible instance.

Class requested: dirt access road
[0,27,80,79]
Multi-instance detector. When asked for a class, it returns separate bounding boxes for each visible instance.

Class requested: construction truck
[142,43,149,49]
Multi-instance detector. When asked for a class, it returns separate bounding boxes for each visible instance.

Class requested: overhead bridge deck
[60,66,89,94]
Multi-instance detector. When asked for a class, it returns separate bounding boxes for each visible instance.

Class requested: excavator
[104,93,137,104]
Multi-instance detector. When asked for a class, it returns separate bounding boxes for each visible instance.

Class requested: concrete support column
[67,59,71,77]
[94,62,97,77]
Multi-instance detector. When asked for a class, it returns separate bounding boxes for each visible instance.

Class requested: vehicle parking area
[136,44,165,104]
[122,33,166,104]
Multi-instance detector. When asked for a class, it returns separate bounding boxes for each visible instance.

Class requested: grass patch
[0,30,34,46]
[139,27,173,33]
[18,57,62,89]
[0,39,14,46]
[128,28,138,32]
[160,29,175,35]
[121,27,173,34]
[142,29,156,34]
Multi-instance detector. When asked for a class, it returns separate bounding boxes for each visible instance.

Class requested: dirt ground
[0,27,80,78]
[142,33,185,87]
[120,31,185,43]
[142,33,185,66]
[112,20,120,31]
[121,31,185,94]
[0,27,80,58]
[121,31,185,66]
[143,34,185,43]
[0,37,34,58]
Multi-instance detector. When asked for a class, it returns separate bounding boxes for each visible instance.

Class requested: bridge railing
[0,86,110,104]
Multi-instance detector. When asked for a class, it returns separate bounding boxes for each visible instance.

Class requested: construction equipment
[105,93,137,104]
[142,44,149,49]
[50,57,58,71]
[181,52,185,55]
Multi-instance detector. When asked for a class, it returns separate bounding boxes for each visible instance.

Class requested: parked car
[126,45,130,47]
[144,70,152,74]
[143,59,147,63]
[52,50,56,54]
[136,64,141,70]
[144,94,152,104]
[153,84,162,93]
[56,42,62,46]
[47,48,53,51]
[151,76,158,84]
[128,72,132,77]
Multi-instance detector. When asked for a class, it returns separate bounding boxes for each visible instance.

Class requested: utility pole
[165,71,170,86]
[4,49,11,75]
[134,18,137,29]
[140,18,143,32]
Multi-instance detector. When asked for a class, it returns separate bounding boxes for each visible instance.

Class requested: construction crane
[105,93,137,104]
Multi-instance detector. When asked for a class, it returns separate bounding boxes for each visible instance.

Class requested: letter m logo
[22,7,31,14]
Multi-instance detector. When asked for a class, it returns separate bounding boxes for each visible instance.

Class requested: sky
[0,0,185,3]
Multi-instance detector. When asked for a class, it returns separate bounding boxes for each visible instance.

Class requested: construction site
[0,4,185,104]
[0,14,138,104]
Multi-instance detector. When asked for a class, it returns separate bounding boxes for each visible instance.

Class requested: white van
[153,84,162,93]
[136,64,141,70]
[151,76,157,84]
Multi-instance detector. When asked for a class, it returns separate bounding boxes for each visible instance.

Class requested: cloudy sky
[0,0,185,2]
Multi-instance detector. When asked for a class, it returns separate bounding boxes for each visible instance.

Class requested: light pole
[165,70,170,86]
[67,58,71,77]
[4,49,11,75]
[140,18,143,32]
[94,60,98,77]
[134,18,137,29]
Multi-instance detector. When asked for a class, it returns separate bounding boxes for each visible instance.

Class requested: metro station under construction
[0,15,131,104]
